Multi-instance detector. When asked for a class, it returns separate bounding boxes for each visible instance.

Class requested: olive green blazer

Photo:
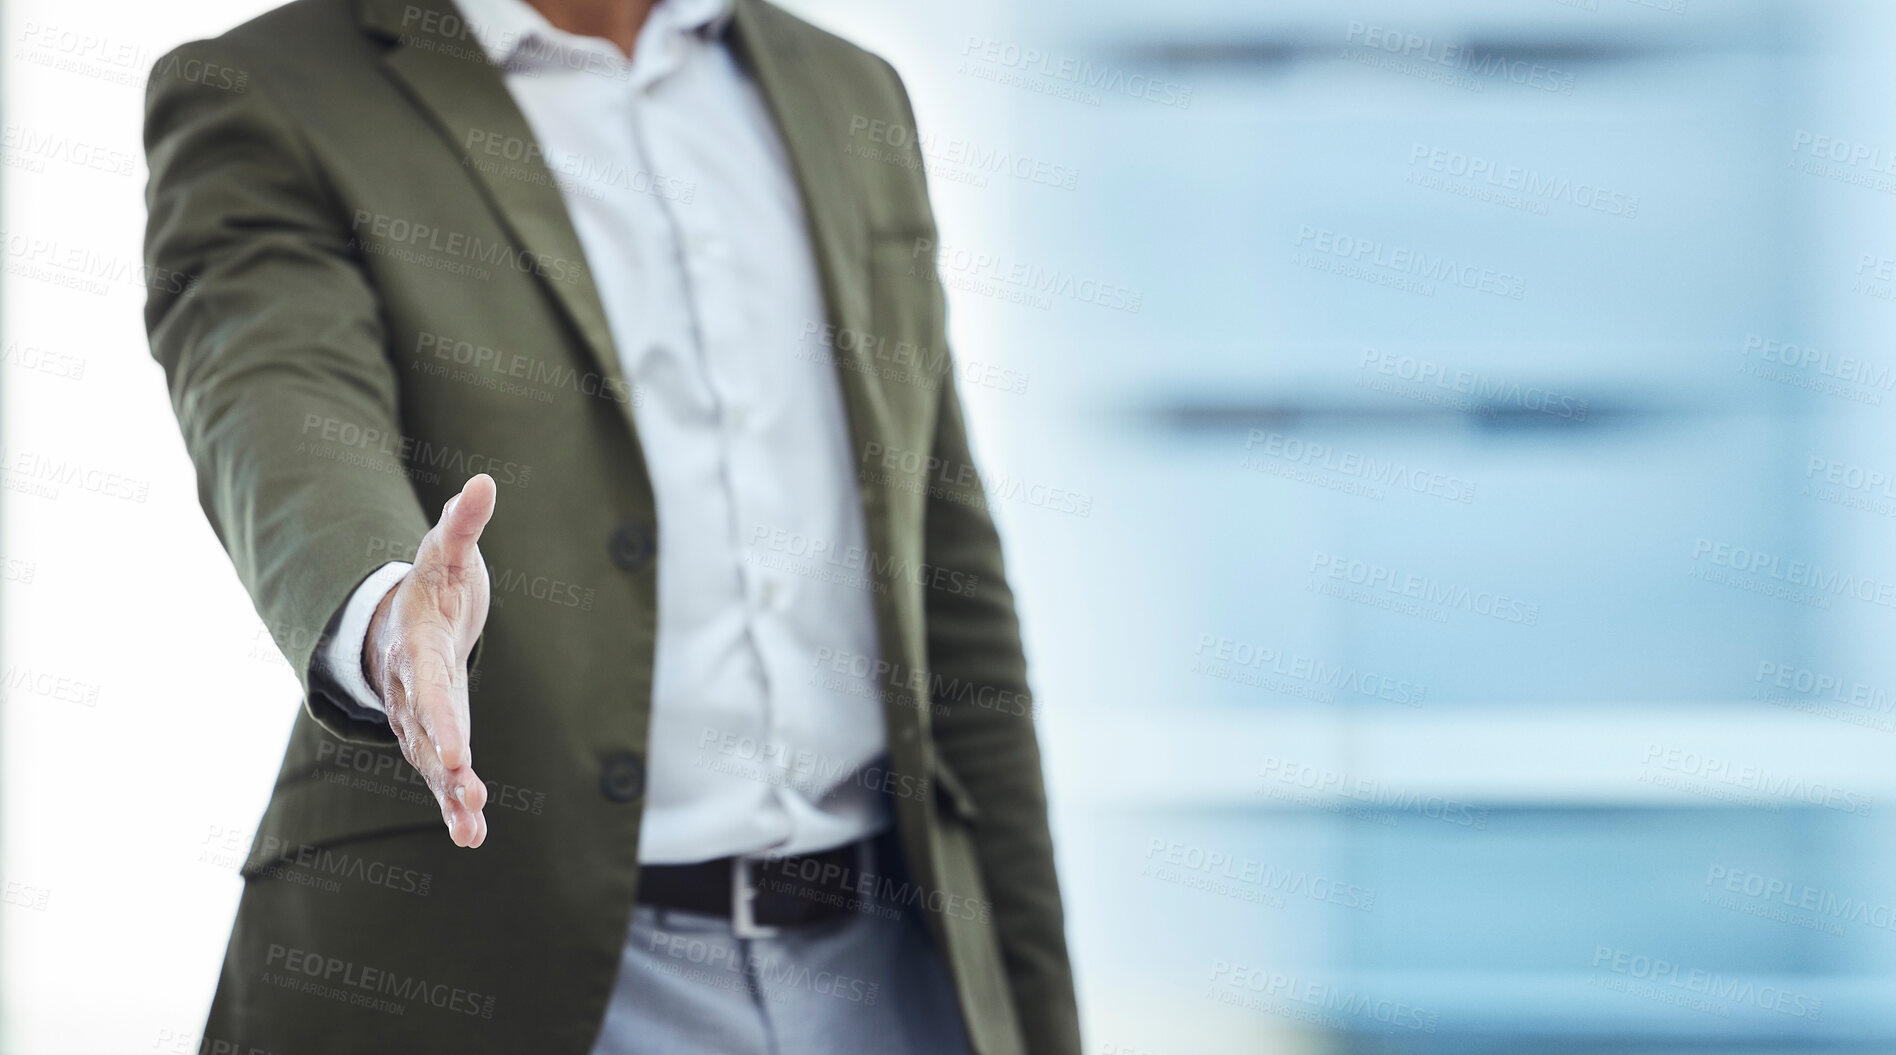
[142,0,1077,1051]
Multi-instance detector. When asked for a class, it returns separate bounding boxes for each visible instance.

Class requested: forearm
[145,38,429,741]
[922,377,1080,1054]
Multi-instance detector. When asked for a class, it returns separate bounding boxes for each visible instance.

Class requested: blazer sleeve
[921,370,1081,1055]
[142,39,429,744]
[862,53,1081,1055]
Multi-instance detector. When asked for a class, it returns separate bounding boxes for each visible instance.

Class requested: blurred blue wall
[904,0,1896,1051]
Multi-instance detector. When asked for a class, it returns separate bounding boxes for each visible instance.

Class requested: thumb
[428,473,497,572]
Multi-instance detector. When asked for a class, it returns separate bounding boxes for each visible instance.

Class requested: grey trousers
[589,852,973,1055]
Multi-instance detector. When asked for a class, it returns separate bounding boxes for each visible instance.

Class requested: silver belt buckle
[731,857,780,940]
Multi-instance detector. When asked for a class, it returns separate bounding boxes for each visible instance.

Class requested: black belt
[636,841,868,935]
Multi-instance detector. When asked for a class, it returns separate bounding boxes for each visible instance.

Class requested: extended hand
[365,473,496,848]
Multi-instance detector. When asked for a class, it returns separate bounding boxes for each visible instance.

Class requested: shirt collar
[449,0,734,69]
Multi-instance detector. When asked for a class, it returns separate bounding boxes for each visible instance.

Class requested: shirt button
[759,580,780,608]
[610,523,655,571]
[600,753,646,803]
[729,405,750,430]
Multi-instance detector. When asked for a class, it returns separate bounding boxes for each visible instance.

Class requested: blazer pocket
[240,747,444,880]
[931,752,983,826]
[927,754,1027,1055]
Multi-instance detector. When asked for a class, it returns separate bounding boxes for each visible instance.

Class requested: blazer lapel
[729,0,885,433]
[357,0,883,446]
[358,0,636,438]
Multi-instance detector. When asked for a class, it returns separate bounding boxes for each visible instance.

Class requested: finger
[390,702,480,847]
[428,473,497,572]
[445,789,484,848]
[408,641,471,771]
[407,721,486,847]
[396,645,487,847]
[457,770,490,814]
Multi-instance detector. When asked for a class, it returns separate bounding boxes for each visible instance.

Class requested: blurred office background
[6,0,1896,1051]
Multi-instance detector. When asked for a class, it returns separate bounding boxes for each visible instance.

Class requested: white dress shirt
[318,0,890,864]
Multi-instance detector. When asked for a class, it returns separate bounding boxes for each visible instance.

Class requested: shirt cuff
[316,560,412,719]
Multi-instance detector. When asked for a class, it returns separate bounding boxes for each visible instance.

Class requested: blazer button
[609,523,654,571]
[600,753,645,803]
